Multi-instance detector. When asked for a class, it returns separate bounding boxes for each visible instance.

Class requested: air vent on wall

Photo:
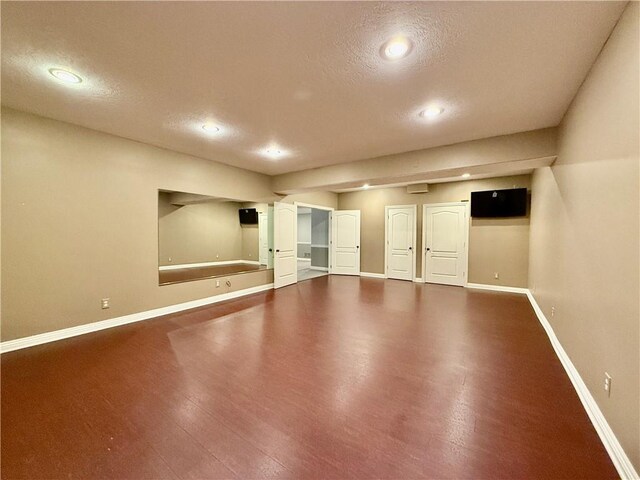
[406,183,429,194]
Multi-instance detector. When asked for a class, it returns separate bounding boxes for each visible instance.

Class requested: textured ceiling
[1,1,626,175]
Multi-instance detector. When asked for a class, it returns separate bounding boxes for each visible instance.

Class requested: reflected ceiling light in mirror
[462,173,471,179]
[381,36,413,60]
[362,184,370,189]
[48,67,83,84]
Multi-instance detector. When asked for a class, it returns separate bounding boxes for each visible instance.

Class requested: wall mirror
[158,190,273,285]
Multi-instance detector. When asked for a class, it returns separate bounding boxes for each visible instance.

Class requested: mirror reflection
[158,190,273,285]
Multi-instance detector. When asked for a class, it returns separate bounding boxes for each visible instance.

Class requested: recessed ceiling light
[420,105,444,118]
[462,173,471,179]
[264,147,285,159]
[381,37,412,60]
[48,68,82,84]
[362,184,370,190]
[201,123,220,133]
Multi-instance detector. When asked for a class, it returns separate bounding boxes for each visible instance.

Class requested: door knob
[426,247,431,251]
[409,246,413,251]
[275,249,280,253]
[356,246,360,249]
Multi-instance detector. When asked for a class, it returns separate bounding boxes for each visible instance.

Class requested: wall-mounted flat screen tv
[239,208,258,225]
[471,188,527,217]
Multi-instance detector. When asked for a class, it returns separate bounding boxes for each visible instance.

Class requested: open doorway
[296,205,330,281]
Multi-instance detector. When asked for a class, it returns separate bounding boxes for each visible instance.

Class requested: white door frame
[294,202,333,273]
[294,202,334,213]
[421,202,470,285]
[384,205,417,281]
[258,211,268,266]
[267,205,274,269]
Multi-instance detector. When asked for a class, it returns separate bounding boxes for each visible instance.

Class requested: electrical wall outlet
[101,298,110,309]
[604,373,612,397]
[168,257,172,263]
[494,272,499,279]
[551,306,556,317]
[215,280,220,288]
[216,253,219,259]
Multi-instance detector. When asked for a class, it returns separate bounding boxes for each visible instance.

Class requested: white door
[258,212,268,266]
[385,205,416,281]
[274,202,297,288]
[331,210,360,275]
[424,203,468,286]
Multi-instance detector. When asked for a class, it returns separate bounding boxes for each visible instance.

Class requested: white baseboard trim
[526,290,638,480]
[466,282,529,294]
[159,260,260,271]
[309,266,328,272]
[0,283,274,354]
[360,272,386,279]
[413,277,424,283]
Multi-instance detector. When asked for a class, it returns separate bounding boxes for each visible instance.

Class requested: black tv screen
[471,188,527,217]
[239,208,258,225]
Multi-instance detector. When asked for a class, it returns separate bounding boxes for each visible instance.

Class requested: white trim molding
[0,283,274,354]
[360,272,386,279]
[159,260,260,271]
[309,266,328,272]
[413,277,424,283]
[466,283,529,294]
[526,291,639,480]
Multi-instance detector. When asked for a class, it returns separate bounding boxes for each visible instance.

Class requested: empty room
[1,2,639,479]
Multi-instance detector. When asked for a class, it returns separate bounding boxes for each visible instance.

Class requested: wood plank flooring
[1,277,617,479]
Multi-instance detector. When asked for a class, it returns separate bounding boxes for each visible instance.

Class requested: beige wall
[338,175,531,287]
[1,108,274,341]
[158,193,245,266]
[529,2,639,470]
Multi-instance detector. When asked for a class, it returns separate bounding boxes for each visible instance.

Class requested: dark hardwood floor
[1,277,617,479]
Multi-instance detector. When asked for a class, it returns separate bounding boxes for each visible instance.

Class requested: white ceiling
[1,1,626,176]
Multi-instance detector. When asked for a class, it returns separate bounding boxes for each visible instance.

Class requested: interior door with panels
[385,205,416,281]
[331,210,360,275]
[423,203,469,286]
[274,202,297,288]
